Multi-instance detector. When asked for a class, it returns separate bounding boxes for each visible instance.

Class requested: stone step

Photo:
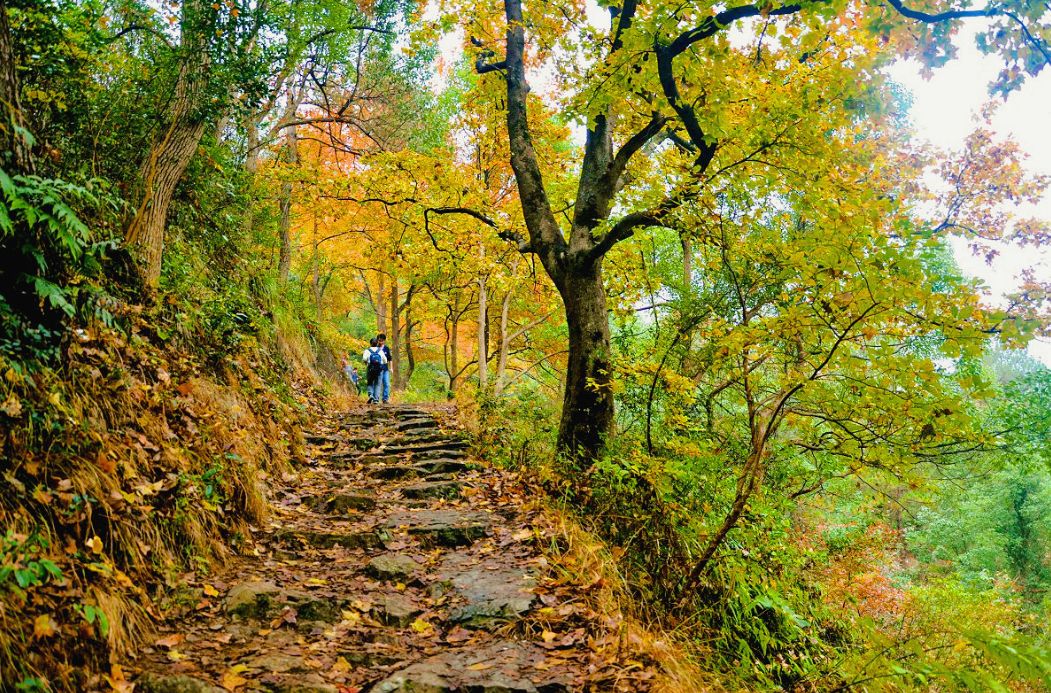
[225,581,345,624]
[365,553,421,580]
[303,491,377,514]
[273,527,388,550]
[383,439,470,455]
[395,418,439,432]
[382,509,490,548]
[400,480,463,500]
[367,464,424,481]
[371,641,567,693]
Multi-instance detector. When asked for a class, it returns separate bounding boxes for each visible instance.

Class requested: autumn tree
[448,0,1051,462]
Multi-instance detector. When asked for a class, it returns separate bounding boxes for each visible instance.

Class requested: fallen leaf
[203,583,220,597]
[87,536,104,554]
[155,633,183,649]
[33,614,58,639]
[466,661,492,671]
[104,663,135,693]
[221,664,250,691]
[511,528,533,542]
[1,394,22,417]
[409,618,434,635]
[167,649,186,662]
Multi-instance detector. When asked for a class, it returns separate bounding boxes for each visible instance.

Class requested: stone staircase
[130,404,657,693]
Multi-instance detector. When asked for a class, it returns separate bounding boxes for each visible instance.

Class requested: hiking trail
[127,404,661,693]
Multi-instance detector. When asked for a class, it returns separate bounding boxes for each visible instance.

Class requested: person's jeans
[381,369,391,402]
[367,379,382,403]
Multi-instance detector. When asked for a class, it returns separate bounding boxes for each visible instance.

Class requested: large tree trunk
[0,0,32,175]
[125,0,211,286]
[557,265,614,462]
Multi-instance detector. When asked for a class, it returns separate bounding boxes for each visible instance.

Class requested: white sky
[885,25,1051,364]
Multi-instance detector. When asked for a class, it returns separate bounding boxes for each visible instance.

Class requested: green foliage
[0,169,120,365]
[0,531,63,595]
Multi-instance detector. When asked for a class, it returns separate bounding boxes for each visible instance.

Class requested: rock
[288,593,344,623]
[245,652,308,674]
[267,681,339,693]
[382,510,490,548]
[371,670,453,693]
[366,553,421,580]
[383,440,470,455]
[372,641,555,693]
[348,437,380,450]
[226,581,282,619]
[305,492,377,514]
[420,459,470,474]
[374,593,422,627]
[368,465,423,480]
[277,528,387,550]
[400,481,462,500]
[304,433,340,445]
[448,567,536,625]
[136,675,225,693]
[396,418,439,432]
[410,449,469,462]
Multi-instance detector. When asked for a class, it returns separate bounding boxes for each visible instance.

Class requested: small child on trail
[342,356,360,394]
[362,338,387,404]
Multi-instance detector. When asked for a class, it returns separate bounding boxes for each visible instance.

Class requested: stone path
[128,404,660,692]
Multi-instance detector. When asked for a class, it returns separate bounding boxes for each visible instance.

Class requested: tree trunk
[681,234,693,293]
[125,0,211,286]
[125,110,207,285]
[495,291,512,395]
[311,213,321,317]
[245,118,259,175]
[404,317,416,386]
[556,265,615,462]
[389,276,401,388]
[376,272,387,336]
[479,267,489,391]
[277,94,298,283]
[446,297,460,395]
[0,0,33,175]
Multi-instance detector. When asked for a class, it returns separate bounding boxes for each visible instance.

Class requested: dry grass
[536,507,724,693]
[0,312,320,690]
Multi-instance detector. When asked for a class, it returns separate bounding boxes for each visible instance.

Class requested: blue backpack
[366,347,384,383]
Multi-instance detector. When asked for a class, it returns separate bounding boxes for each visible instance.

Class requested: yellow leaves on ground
[203,583,220,597]
[86,536,104,554]
[33,614,58,638]
[221,664,251,691]
[409,618,435,635]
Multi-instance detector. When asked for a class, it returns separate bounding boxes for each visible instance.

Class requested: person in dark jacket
[376,333,392,403]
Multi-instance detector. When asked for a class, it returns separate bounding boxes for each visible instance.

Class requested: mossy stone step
[366,553,421,580]
[367,464,423,480]
[225,581,345,623]
[382,509,490,548]
[274,527,388,550]
[400,481,463,500]
[304,492,377,514]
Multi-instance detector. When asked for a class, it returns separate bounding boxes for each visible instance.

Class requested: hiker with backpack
[362,337,387,404]
[376,333,392,404]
